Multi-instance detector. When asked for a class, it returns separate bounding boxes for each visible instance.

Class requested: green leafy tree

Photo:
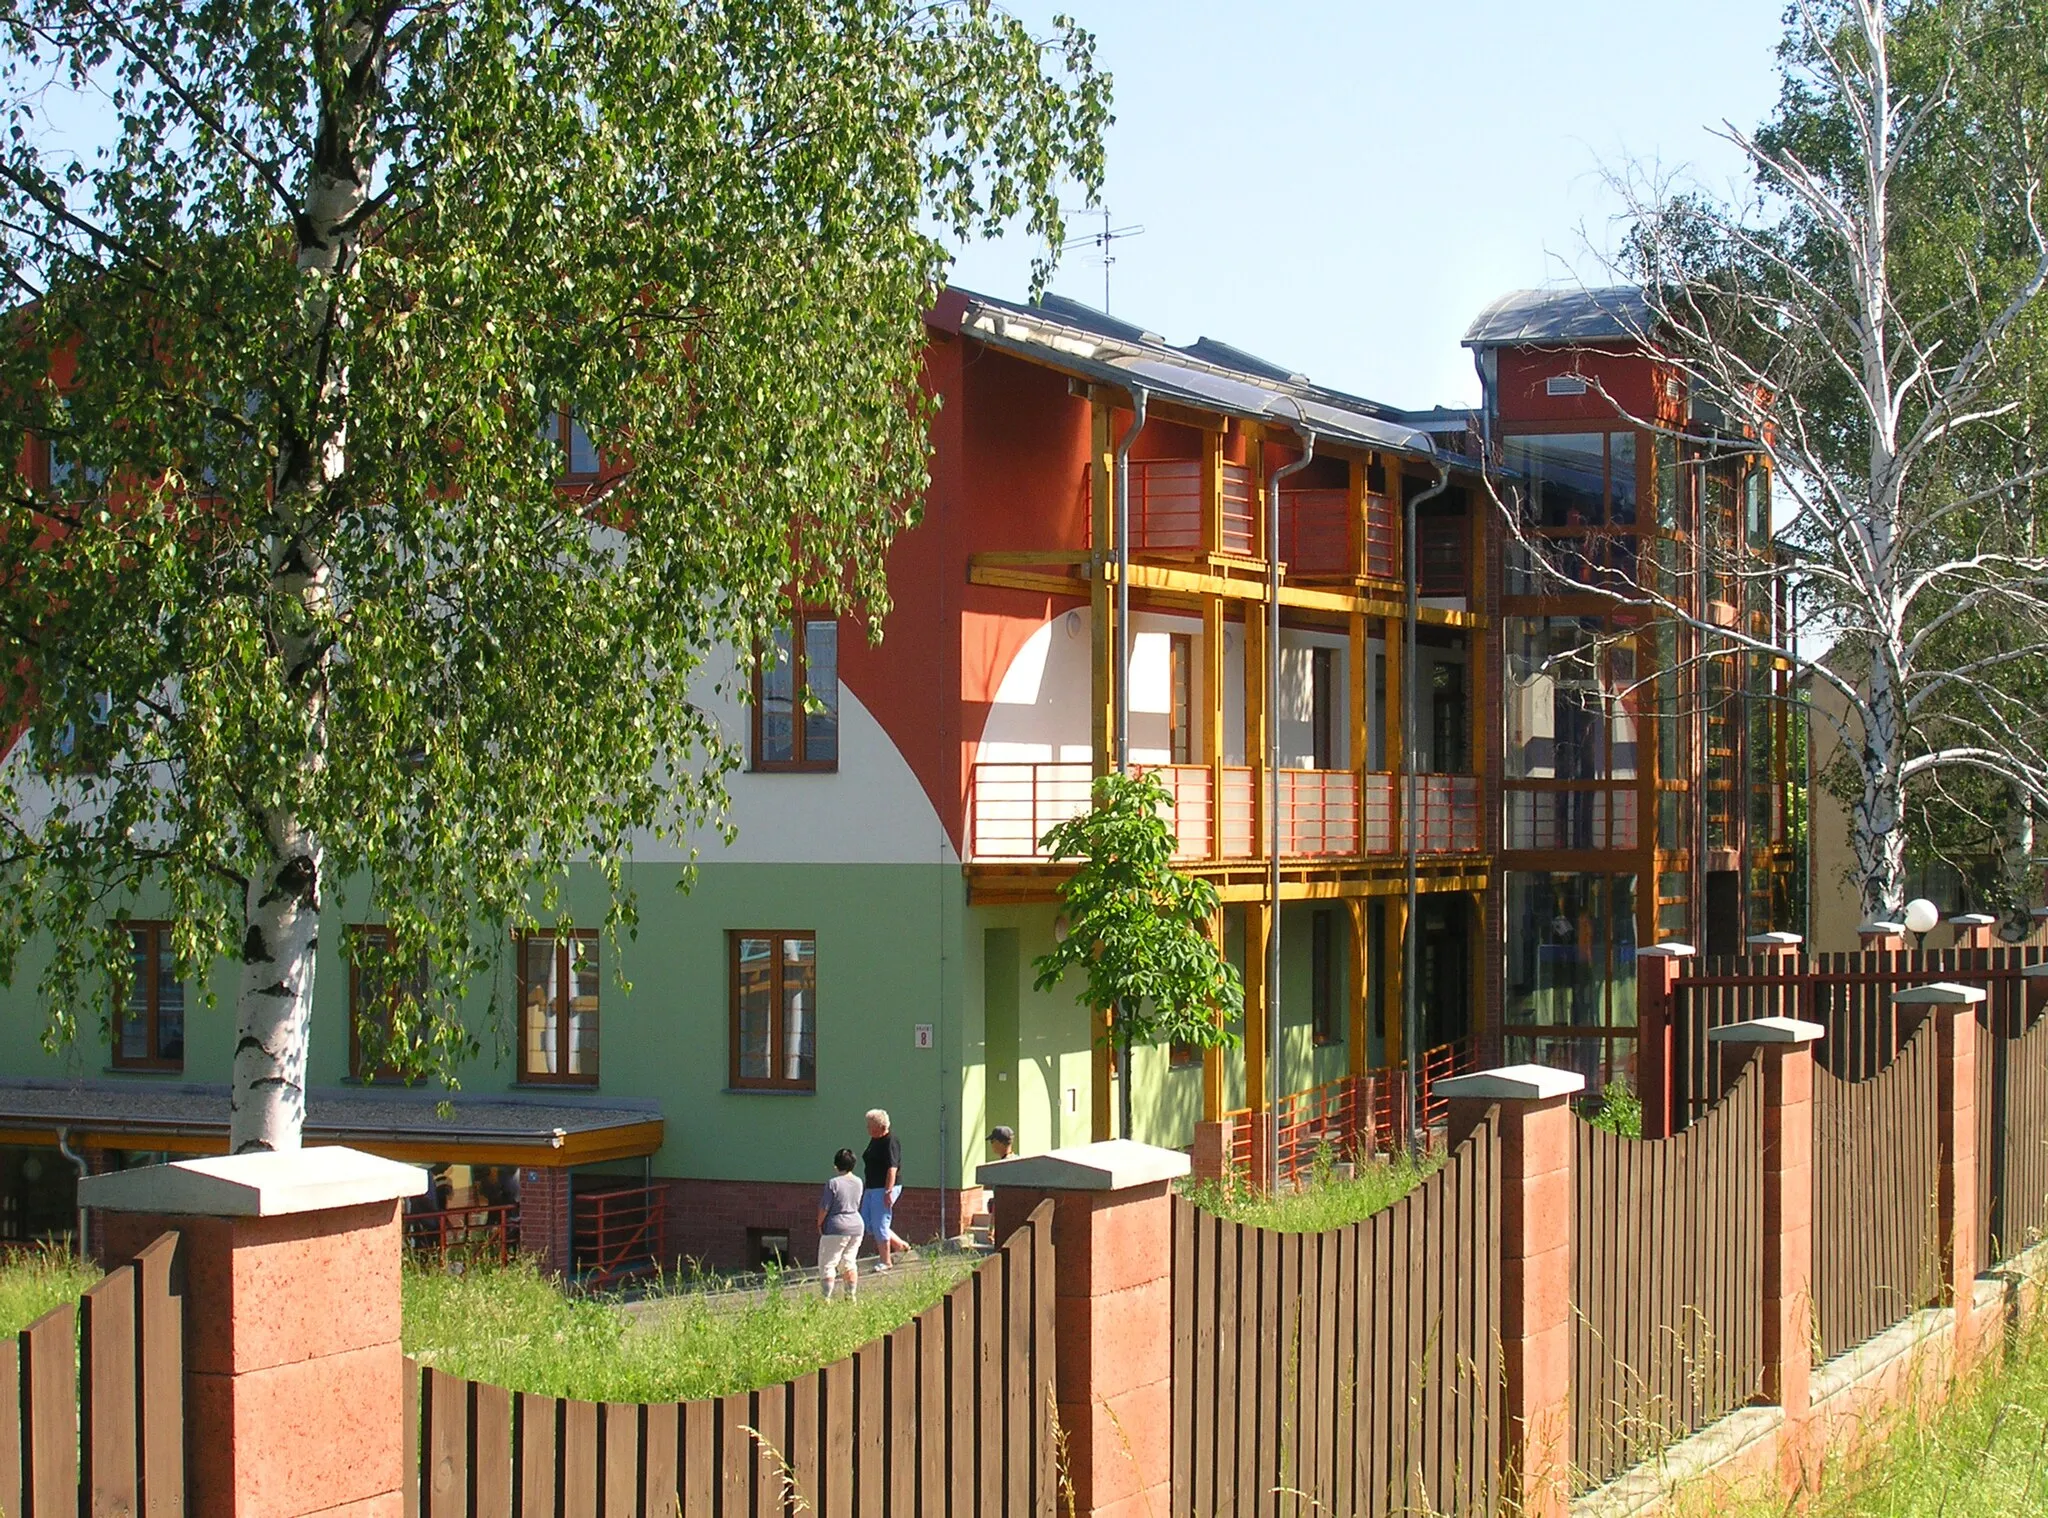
[1032,771,1243,1143]
[0,0,1109,1151]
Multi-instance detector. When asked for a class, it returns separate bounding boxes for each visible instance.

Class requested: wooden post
[1349,608,1369,856]
[1709,1016,1821,1490]
[83,1148,425,1518]
[1347,896,1374,1154]
[1637,941,1695,1140]
[1384,612,1404,842]
[1439,1065,1584,1518]
[1894,983,1984,1350]
[1244,901,1270,1117]
[1090,395,1117,782]
[1204,425,1226,558]
[984,1143,1187,1518]
[1382,895,1408,1068]
[1204,595,1226,863]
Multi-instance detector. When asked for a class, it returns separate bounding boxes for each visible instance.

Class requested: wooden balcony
[967,762,1481,863]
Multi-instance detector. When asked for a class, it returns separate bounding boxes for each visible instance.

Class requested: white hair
[865,1108,891,1131]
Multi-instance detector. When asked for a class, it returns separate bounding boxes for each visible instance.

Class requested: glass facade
[1503,871,1638,1088]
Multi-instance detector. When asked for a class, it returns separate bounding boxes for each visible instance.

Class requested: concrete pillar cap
[1708,1016,1825,1045]
[78,1145,428,1218]
[1435,1064,1585,1103]
[1891,981,1988,1005]
[1949,913,1998,927]
[1638,942,1697,958]
[976,1138,1190,1192]
[1747,932,1804,947]
[2021,962,2048,978]
[1859,920,1906,935]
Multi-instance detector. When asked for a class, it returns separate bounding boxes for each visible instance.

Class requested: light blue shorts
[859,1185,899,1239]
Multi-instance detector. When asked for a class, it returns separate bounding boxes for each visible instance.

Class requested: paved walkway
[618,1241,981,1324]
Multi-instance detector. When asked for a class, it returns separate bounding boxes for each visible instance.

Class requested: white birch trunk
[227,14,372,1152]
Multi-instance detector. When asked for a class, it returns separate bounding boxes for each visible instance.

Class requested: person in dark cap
[987,1126,1015,1161]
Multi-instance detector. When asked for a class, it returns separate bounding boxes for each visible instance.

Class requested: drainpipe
[1266,427,1318,1192]
[1110,387,1148,1139]
[1404,458,1452,1158]
[56,1127,90,1259]
[1113,386,1149,776]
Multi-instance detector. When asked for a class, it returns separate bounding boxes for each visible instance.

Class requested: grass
[0,1244,99,1335]
[402,1251,979,1403]
[1688,1317,2048,1517]
[1178,1149,1438,1231]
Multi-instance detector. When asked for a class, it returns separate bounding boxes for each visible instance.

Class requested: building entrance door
[1418,896,1470,1050]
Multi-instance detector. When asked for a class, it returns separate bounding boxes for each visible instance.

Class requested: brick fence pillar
[2027,960,2048,1023]
[1637,942,1695,1140]
[82,1146,426,1518]
[1438,1064,1583,1518]
[1894,983,1984,1355]
[1709,1015,1821,1488]
[982,1139,1188,1518]
[1190,1117,1234,1184]
[1949,913,1997,951]
[1859,919,1906,951]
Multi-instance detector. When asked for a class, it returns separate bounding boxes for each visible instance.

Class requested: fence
[1222,1036,1479,1188]
[1172,1111,1500,1518]
[408,1201,1056,1517]
[407,1201,519,1265]
[1985,1000,2048,1262]
[1571,1063,1762,1488]
[0,1231,183,1516]
[1660,948,2044,1130]
[572,1183,666,1287]
[1812,1018,1943,1361]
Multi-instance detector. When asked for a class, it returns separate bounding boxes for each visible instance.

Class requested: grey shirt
[820,1172,865,1235]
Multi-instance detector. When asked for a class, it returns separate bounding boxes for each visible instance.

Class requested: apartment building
[0,283,1795,1268]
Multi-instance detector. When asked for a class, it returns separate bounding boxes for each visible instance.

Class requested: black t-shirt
[863,1132,902,1191]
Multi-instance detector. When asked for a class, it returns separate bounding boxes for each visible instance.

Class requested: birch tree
[0,0,1108,1151]
[1531,0,2048,923]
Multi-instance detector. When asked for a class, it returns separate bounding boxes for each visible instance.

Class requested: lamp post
[1903,897,1941,952]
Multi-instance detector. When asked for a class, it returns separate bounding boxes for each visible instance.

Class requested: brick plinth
[1191,1119,1233,1183]
[515,1165,571,1279]
[1499,1095,1573,1517]
[96,1179,412,1518]
[654,1177,984,1271]
[993,1179,1174,1518]
[1636,944,1694,1140]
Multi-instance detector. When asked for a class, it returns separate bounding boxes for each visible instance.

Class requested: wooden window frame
[1169,632,1193,765]
[1310,646,1336,770]
[750,617,840,773]
[114,922,184,1072]
[727,929,818,1092]
[541,407,601,482]
[1310,908,1340,1046]
[347,925,426,1081]
[516,929,601,1086]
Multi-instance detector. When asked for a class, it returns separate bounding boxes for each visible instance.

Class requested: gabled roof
[950,288,1477,469]
[1462,286,1652,348]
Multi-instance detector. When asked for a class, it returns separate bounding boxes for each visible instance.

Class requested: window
[348,926,426,1081]
[1310,909,1340,1045]
[1431,660,1468,775]
[518,931,599,1084]
[1169,633,1193,764]
[540,407,600,479]
[1311,647,1336,769]
[730,931,817,1091]
[115,924,184,1071]
[753,619,839,770]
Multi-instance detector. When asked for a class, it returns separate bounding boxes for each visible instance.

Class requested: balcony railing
[968,763,1482,861]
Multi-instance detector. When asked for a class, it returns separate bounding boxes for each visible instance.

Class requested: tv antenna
[1061,207,1145,314]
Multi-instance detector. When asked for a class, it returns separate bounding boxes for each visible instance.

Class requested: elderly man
[860,1108,913,1272]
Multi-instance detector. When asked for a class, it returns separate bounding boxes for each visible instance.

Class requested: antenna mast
[1062,207,1145,313]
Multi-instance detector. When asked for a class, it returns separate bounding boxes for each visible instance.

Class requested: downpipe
[56,1127,89,1259]
[1110,386,1148,1139]
[1404,459,1452,1157]
[1265,428,1318,1191]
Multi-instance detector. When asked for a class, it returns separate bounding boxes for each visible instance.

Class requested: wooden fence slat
[822,1352,855,1518]
[887,1323,920,1518]
[21,1303,75,1518]
[1171,1197,1194,1517]
[426,1366,470,1518]
[750,1382,786,1518]
[714,1393,749,1518]
[474,1381,514,1518]
[784,1371,820,1518]
[0,1336,19,1518]
[134,1233,183,1518]
[915,1307,944,1518]
[642,1402,679,1518]
[561,1399,599,1518]
[858,1336,888,1518]
[1033,1206,1057,1518]
[680,1399,714,1518]
[946,1283,973,1516]
[601,1402,638,1518]
[1003,1234,1029,1518]
[516,1393,557,1518]
[82,1262,139,1517]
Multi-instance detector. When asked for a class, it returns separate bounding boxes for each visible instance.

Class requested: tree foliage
[0,0,1110,1146]
[1031,771,1242,1138]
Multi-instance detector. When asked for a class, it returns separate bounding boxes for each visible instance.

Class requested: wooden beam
[1384,613,1404,843]
[1382,894,1408,1066]
[965,559,1488,626]
[1204,595,1226,863]
[1349,609,1368,856]
[1205,427,1226,558]
[1203,906,1226,1123]
[1244,901,1270,1114]
[1346,897,1369,1079]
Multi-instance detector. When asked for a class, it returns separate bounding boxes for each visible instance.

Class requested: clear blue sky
[944,0,1788,411]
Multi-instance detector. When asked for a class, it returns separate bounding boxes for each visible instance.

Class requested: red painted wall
[1492,344,1682,430]
[837,306,1092,856]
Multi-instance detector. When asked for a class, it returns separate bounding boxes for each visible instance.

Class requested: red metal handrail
[573,1183,666,1287]
[404,1202,519,1266]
